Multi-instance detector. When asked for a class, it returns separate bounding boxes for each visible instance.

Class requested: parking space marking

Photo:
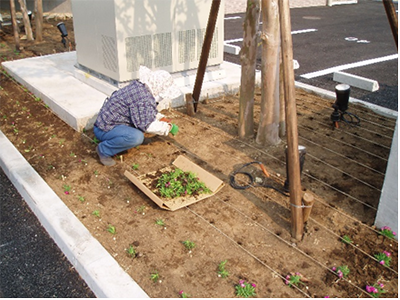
[300,54,399,79]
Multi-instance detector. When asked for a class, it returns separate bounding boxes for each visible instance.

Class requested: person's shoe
[96,146,115,166]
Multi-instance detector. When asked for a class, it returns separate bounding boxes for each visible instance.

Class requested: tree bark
[17,0,34,40]
[34,0,43,42]
[10,0,20,50]
[256,0,281,146]
[238,0,261,139]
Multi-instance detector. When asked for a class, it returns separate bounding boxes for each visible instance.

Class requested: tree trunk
[34,0,43,42]
[256,0,281,146]
[238,0,261,139]
[17,0,34,41]
[10,0,20,50]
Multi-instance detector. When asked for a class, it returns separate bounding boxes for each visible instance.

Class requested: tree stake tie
[289,202,312,208]
[229,161,288,196]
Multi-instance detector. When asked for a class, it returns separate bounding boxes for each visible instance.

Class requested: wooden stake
[185,93,195,117]
[278,0,303,241]
[192,0,221,113]
[302,191,315,223]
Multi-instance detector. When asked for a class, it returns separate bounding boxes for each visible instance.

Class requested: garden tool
[229,161,288,196]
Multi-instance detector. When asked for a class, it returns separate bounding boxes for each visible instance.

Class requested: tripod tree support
[278,0,303,241]
[382,0,398,49]
[192,0,221,113]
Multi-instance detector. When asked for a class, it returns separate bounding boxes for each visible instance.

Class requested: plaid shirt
[95,80,157,132]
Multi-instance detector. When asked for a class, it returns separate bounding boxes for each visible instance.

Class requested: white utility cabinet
[71,0,225,84]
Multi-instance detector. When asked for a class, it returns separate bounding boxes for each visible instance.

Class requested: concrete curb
[0,130,149,298]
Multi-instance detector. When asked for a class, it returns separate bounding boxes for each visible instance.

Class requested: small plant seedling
[182,240,196,251]
[235,280,256,298]
[24,146,33,152]
[179,290,190,298]
[77,195,85,202]
[132,163,139,170]
[136,205,146,214]
[366,282,386,298]
[155,219,166,227]
[285,272,307,288]
[380,226,396,239]
[332,265,350,278]
[92,137,100,145]
[59,138,65,145]
[92,210,101,218]
[150,271,160,283]
[94,170,99,176]
[374,251,392,267]
[341,235,353,244]
[126,245,137,258]
[63,184,72,194]
[107,224,116,234]
[157,168,211,199]
[217,260,229,278]
[70,152,76,157]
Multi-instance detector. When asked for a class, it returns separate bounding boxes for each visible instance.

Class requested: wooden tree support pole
[192,0,221,113]
[278,0,303,241]
[302,191,315,223]
[382,0,398,49]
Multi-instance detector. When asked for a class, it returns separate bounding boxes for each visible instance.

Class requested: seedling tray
[124,155,224,211]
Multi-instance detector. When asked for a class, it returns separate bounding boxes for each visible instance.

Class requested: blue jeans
[94,125,144,157]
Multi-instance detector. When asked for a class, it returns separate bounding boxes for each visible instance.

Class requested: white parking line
[224,29,317,45]
[300,54,399,79]
[224,16,241,20]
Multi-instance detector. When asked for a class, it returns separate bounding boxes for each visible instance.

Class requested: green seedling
[126,245,137,258]
[77,195,85,202]
[70,152,76,157]
[92,210,101,218]
[217,260,229,278]
[132,163,139,170]
[63,184,72,195]
[182,240,196,251]
[155,219,166,227]
[92,137,100,144]
[150,271,160,283]
[341,235,353,244]
[107,224,116,234]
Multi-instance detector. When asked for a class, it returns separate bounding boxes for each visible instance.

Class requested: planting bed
[1,18,398,298]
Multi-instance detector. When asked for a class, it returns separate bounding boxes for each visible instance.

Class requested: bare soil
[0,18,398,298]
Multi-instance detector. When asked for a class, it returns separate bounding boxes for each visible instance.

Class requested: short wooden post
[302,192,315,223]
[278,0,303,241]
[382,0,398,49]
[185,93,195,117]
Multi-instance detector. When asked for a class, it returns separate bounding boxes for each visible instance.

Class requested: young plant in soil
[217,260,229,278]
[285,272,308,288]
[341,235,353,244]
[126,245,137,258]
[380,226,396,239]
[374,251,392,267]
[155,219,166,227]
[150,271,160,283]
[182,240,196,251]
[366,282,386,298]
[235,279,256,298]
[156,168,211,199]
[179,290,190,298]
[331,265,350,278]
[107,224,116,234]
[92,210,101,218]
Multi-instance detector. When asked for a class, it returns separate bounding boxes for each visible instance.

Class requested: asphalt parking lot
[224,0,398,110]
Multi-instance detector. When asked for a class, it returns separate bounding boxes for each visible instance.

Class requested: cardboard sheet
[124,155,224,211]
